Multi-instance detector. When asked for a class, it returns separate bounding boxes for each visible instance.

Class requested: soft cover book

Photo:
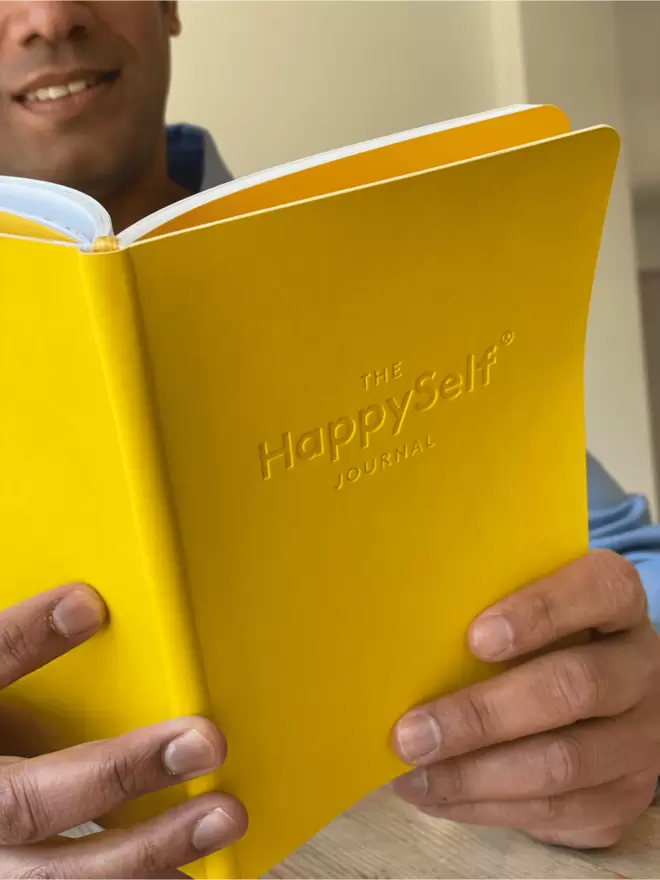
[0,104,618,878]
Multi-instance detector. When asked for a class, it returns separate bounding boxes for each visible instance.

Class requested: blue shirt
[588,455,660,628]
[166,123,660,630]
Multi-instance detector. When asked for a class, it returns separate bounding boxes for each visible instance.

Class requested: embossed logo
[258,335,514,488]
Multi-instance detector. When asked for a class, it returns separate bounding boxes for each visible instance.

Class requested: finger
[0,792,247,879]
[468,550,647,663]
[527,770,657,849]
[0,584,106,689]
[393,699,660,805]
[393,629,656,765]
[0,716,226,844]
[416,772,657,848]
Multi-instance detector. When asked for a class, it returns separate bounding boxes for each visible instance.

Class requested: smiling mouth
[14,70,119,105]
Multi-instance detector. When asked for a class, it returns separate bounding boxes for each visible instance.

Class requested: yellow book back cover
[127,126,619,876]
[0,239,215,873]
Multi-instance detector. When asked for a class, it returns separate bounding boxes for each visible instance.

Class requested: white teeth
[24,78,96,102]
[48,85,70,100]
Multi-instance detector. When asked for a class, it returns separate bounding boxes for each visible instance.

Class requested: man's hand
[392,549,660,849]
[0,584,247,879]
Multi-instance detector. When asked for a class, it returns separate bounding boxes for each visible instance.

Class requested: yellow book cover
[0,105,618,879]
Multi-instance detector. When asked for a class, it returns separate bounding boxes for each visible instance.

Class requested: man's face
[0,1,179,198]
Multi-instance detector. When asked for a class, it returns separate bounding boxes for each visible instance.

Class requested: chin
[24,142,147,200]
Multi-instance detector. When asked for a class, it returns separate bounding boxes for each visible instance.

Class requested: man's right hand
[0,584,246,879]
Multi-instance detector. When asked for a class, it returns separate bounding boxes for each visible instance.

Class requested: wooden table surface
[267,786,660,879]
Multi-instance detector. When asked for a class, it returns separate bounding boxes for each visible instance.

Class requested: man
[0,2,659,877]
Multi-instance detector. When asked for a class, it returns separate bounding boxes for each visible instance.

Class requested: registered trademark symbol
[501,331,514,346]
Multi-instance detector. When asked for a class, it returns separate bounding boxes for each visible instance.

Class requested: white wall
[169,0,656,507]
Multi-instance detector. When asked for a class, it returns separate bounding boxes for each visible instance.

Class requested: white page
[0,176,111,246]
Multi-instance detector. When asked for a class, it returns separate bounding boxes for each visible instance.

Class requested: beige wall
[168,0,657,507]
[616,0,660,202]
[514,0,655,507]
[169,1,499,177]
[641,271,660,506]
[635,201,660,272]
[617,2,660,272]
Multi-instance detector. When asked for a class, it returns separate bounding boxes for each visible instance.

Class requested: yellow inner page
[0,210,75,242]
[128,126,619,878]
[139,104,569,239]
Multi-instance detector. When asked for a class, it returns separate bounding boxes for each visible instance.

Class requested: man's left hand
[391,549,660,848]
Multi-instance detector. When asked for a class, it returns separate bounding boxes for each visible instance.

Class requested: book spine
[76,249,235,880]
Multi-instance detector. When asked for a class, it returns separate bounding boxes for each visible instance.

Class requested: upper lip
[12,68,116,99]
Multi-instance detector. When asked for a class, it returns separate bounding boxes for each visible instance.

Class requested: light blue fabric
[168,123,660,630]
[588,454,660,629]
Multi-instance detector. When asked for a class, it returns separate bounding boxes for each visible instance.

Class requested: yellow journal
[0,105,618,878]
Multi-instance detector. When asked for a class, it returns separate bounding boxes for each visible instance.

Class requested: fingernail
[392,767,429,797]
[50,588,106,637]
[163,729,218,776]
[192,807,240,851]
[394,711,441,764]
[470,614,515,659]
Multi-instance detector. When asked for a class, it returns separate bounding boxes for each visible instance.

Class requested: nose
[3,1,91,48]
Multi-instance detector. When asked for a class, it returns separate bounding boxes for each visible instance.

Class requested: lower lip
[15,77,118,121]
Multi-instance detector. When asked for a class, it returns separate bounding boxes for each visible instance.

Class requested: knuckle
[525,590,560,643]
[0,621,36,676]
[14,863,68,880]
[626,768,657,789]
[541,793,565,823]
[97,750,144,802]
[455,691,495,744]
[133,836,167,876]
[623,770,658,811]
[434,761,466,802]
[542,736,584,791]
[589,550,646,622]
[0,769,47,845]
[547,653,605,718]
